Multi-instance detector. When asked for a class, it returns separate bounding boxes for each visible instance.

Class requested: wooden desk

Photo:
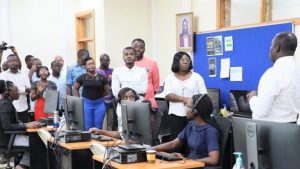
[92,154,205,169]
[58,139,123,150]
[26,127,55,169]
[47,138,123,169]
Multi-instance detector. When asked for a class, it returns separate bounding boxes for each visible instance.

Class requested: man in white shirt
[111,47,147,133]
[54,55,67,76]
[247,32,300,123]
[48,61,67,111]
[0,54,31,122]
[112,47,148,99]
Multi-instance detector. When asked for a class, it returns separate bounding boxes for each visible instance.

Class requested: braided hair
[0,80,14,98]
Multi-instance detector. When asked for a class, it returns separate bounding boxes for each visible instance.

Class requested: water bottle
[233,152,245,169]
[53,111,59,128]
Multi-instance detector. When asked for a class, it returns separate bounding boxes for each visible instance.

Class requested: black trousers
[169,114,188,154]
[18,110,29,123]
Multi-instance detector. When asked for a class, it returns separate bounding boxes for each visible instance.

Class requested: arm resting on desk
[89,128,121,139]
[153,138,181,152]
[196,150,219,166]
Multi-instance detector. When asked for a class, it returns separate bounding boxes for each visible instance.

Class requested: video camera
[0,41,13,50]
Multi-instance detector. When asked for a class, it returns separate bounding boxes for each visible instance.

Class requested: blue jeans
[83,97,106,130]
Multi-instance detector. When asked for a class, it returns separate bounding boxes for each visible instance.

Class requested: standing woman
[74,57,109,130]
[164,51,207,151]
[31,66,57,121]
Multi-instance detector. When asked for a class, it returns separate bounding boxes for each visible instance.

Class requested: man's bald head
[54,55,64,67]
[270,32,297,63]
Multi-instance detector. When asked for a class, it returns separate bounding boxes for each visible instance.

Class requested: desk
[47,138,123,169]
[92,154,205,169]
[27,127,55,169]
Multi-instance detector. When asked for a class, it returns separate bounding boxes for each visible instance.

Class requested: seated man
[153,94,220,166]
[0,80,41,169]
[89,87,140,139]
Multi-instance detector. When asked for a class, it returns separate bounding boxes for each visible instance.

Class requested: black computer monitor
[63,96,85,131]
[207,88,220,114]
[232,116,300,169]
[230,90,252,117]
[120,102,152,147]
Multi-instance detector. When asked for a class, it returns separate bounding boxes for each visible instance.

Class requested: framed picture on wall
[176,12,193,51]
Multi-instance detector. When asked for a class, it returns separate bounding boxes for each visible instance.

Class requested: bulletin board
[193,22,293,107]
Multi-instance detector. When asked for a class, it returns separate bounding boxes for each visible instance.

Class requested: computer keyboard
[91,134,113,141]
[156,152,183,161]
[39,122,47,127]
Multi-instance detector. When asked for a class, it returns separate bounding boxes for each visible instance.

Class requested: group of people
[1,32,300,168]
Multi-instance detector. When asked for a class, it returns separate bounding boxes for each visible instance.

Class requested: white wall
[231,0,260,26]
[155,0,217,84]
[1,0,105,69]
[7,0,64,68]
[103,0,151,68]
[272,0,300,20]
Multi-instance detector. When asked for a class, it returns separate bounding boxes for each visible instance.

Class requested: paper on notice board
[224,36,233,51]
[208,57,217,77]
[230,67,243,81]
[220,58,230,78]
[214,36,223,56]
[206,37,214,56]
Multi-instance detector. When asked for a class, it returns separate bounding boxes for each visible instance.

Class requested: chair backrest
[213,116,232,168]
[156,99,169,133]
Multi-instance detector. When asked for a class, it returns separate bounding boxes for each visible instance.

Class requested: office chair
[156,99,171,144]
[205,115,232,169]
[0,131,28,169]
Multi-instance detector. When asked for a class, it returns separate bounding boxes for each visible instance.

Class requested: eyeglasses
[180,58,191,62]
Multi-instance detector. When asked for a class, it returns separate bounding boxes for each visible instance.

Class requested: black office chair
[205,116,233,169]
[156,99,171,144]
[0,131,28,169]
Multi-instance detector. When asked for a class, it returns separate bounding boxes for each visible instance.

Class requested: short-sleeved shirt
[65,63,86,95]
[96,68,114,108]
[31,80,57,98]
[178,122,219,160]
[163,72,207,117]
[76,73,108,100]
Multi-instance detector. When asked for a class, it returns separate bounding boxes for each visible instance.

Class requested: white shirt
[0,69,31,112]
[49,73,67,109]
[112,65,148,98]
[249,56,300,123]
[163,72,207,117]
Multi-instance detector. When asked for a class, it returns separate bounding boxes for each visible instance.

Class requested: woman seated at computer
[153,94,220,166]
[0,80,42,169]
[89,87,140,139]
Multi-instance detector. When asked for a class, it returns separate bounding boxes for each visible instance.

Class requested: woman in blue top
[74,57,109,130]
[154,94,220,166]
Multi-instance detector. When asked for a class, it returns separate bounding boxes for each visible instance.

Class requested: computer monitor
[207,88,220,114]
[232,116,300,169]
[120,102,152,147]
[44,89,59,114]
[63,96,85,131]
[230,90,252,117]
